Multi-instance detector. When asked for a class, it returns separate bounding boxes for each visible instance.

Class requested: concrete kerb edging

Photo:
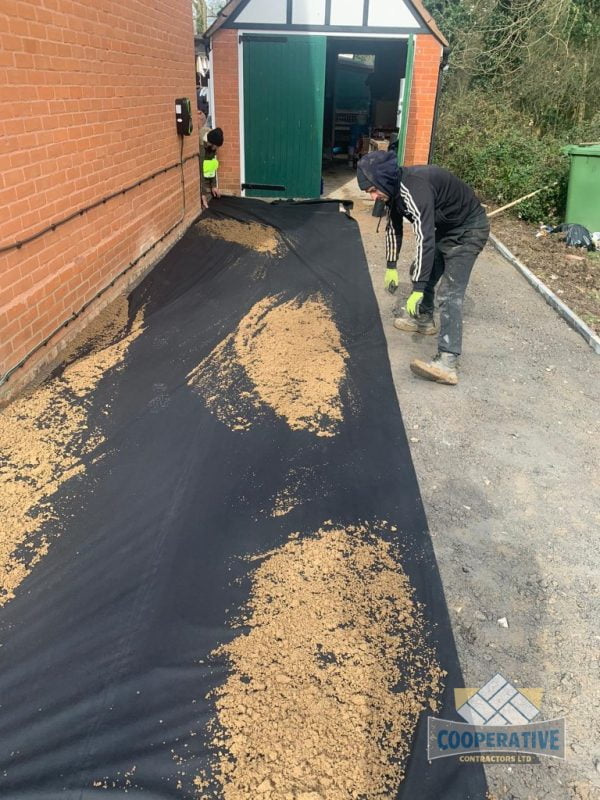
[489,233,600,355]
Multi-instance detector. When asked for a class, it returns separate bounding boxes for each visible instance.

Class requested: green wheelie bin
[561,144,600,233]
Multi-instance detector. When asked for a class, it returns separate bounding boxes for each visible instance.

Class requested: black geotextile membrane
[0,197,487,799]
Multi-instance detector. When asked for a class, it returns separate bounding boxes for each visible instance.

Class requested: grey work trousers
[419,221,490,355]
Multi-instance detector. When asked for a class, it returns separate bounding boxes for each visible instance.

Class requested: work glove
[406,290,424,318]
[384,268,399,294]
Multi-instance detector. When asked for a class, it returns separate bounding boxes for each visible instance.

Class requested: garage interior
[323,38,408,180]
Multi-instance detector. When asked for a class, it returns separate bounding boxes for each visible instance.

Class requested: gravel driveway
[326,169,600,800]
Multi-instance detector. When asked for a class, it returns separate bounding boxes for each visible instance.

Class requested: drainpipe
[428,45,450,163]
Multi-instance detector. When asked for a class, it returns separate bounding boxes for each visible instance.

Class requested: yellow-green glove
[384,268,398,294]
[406,290,424,317]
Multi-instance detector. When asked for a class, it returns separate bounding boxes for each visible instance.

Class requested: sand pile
[195,523,444,799]
[0,301,144,605]
[58,297,131,369]
[187,295,349,438]
[197,218,284,257]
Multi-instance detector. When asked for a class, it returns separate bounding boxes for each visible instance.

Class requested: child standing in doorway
[200,127,224,210]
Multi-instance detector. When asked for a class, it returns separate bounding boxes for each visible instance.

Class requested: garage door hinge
[242,183,287,191]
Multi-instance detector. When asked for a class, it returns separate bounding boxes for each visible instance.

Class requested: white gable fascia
[293,0,326,25]
[232,0,422,28]
[368,0,419,27]
[330,0,362,26]
[236,0,287,24]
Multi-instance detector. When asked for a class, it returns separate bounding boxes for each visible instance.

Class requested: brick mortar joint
[0,210,199,402]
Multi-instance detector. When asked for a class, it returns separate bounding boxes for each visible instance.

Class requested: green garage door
[242,35,326,198]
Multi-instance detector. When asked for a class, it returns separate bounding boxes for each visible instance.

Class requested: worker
[200,127,224,210]
[357,151,489,385]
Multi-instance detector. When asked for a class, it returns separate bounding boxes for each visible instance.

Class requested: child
[200,127,224,210]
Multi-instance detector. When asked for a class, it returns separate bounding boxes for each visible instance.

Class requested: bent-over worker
[357,151,489,385]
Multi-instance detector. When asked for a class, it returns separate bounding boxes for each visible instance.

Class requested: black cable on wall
[0,152,200,255]
[0,147,200,388]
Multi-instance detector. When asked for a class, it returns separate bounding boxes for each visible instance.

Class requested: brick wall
[211,28,241,195]
[0,0,200,396]
[404,34,442,166]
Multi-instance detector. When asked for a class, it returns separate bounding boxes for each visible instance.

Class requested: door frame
[236,30,412,194]
[238,34,246,196]
[397,33,414,164]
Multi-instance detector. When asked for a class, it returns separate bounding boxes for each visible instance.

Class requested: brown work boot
[410,352,458,385]
[393,310,437,335]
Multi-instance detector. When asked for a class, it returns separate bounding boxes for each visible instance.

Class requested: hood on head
[356,151,401,198]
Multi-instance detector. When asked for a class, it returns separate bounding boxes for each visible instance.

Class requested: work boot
[410,352,458,385]
[393,309,437,335]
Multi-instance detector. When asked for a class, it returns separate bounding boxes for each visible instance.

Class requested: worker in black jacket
[357,151,489,385]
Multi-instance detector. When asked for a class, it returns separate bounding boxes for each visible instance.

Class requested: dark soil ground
[490,215,600,334]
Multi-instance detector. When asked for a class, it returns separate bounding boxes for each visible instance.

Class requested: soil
[58,296,131,368]
[188,294,349,437]
[196,523,444,800]
[196,218,285,257]
[0,301,144,605]
[490,215,600,334]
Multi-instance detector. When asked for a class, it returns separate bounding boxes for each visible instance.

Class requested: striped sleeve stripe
[400,182,424,282]
[385,210,396,264]
[385,208,397,262]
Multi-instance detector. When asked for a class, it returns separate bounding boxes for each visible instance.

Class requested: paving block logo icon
[454,674,543,726]
[427,672,565,762]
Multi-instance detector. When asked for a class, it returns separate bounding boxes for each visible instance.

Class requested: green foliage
[569,113,600,146]
[430,0,600,221]
[570,0,600,46]
[432,0,599,134]
[427,0,474,48]
[352,54,375,65]
[207,0,228,15]
[191,0,207,33]
[434,92,570,222]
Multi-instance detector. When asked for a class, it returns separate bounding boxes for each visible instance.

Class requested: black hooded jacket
[357,151,487,290]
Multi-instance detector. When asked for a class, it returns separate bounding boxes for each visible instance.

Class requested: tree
[207,0,229,17]
[431,0,599,133]
[431,0,599,219]
[192,0,207,34]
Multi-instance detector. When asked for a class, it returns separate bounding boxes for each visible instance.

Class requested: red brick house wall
[211,28,241,196]
[403,34,443,165]
[0,0,200,396]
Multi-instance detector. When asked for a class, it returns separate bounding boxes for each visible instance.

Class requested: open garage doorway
[322,37,410,197]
